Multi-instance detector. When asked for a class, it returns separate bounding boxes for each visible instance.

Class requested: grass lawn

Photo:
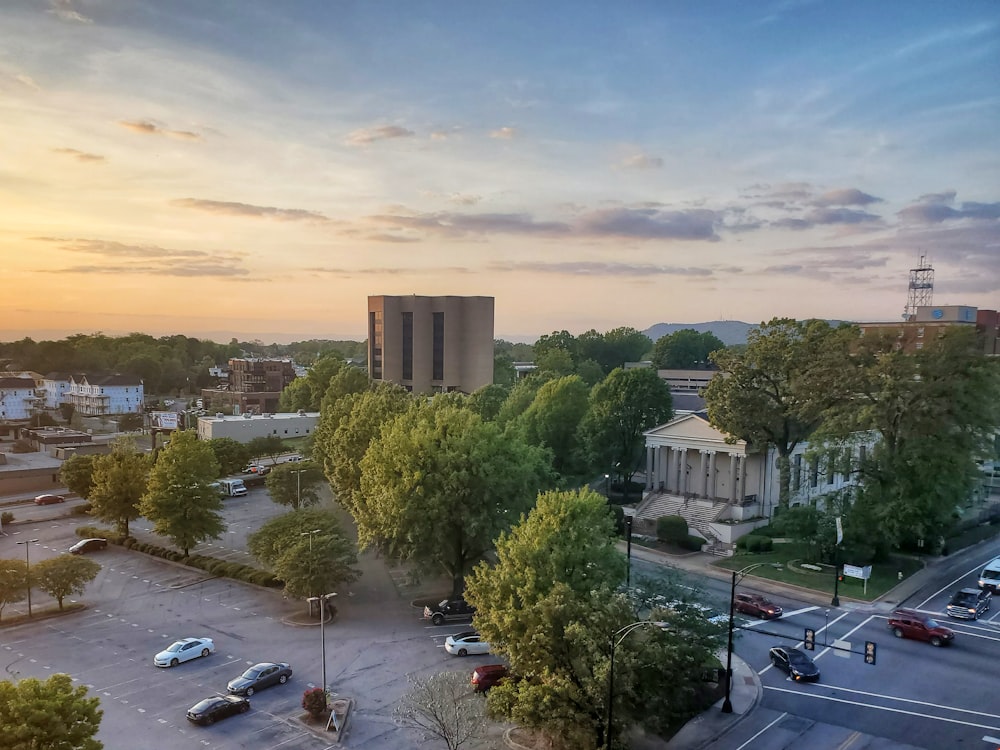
[712,543,925,601]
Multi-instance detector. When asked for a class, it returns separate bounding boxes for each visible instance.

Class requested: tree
[651,329,724,369]
[495,376,545,427]
[59,453,98,500]
[139,430,225,556]
[533,330,579,365]
[88,436,149,536]
[578,368,673,497]
[246,435,286,464]
[248,508,347,567]
[360,402,554,595]
[704,318,855,510]
[0,561,26,623]
[272,532,359,600]
[265,460,325,509]
[118,412,143,431]
[31,555,101,610]
[581,327,653,374]
[0,673,103,750]
[322,366,370,406]
[467,383,510,422]
[280,352,349,412]
[395,672,489,750]
[278,377,313,412]
[206,437,250,477]
[512,375,590,476]
[535,347,576,377]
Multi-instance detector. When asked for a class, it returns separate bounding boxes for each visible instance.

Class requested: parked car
[154,637,216,667]
[735,593,783,619]
[887,609,955,646]
[186,695,249,725]
[768,646,820,682]
[471,664,508,692]
[68,538,107,555]
[227,662,292,696]
[245,464,271,475]
[34,494,65,505]
[977,556,1000,593]
[424,598,475,625]
[946,588,991,620]
[445,631,491,656]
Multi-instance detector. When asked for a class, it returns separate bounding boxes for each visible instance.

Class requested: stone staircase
[634,491,733,556]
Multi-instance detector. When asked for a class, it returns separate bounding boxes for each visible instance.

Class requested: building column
[698,451,708,498]
[728,454,738,503]
[667,448,677,493]
[708,450,717,500]
[737,456,747,504]
[646,446,654,490]
[679,448,689,495]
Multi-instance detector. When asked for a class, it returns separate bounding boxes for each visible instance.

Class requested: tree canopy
[0,673,103,750]
[651,329,724,369]
[139,430,225,555]
[265,460,325,509]
[59,453,99,500]
[0,560,27,622]
[510,375,590,477]
[32,555,101,610]
[206,437,250,477]
[88,436,149,536]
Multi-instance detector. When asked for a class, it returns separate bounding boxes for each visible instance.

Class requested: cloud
[802,207,882,225]
[117,120,202,140]
[898,195,1000,224]
[575,207,719,240]
[171,198,329,222]
[369,211,570,238]
[813,188,882,206]
[488,261,717,277]
[345,125,415,145]
[489,127,517,139]
[52,148,105,163]
[31,237,250,278]
[47,0,92,23]
[620,154,664,170]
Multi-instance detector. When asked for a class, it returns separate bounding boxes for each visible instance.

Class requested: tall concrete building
[368,295,494,394]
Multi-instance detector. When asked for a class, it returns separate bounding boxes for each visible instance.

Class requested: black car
[424,598,475,625]
[68,538,108,555]
[227,662,293,696]
[186,695,250,725]
[769,646,820,682]
[946,587,991,620]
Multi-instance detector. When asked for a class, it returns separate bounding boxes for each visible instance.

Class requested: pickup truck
[423,598,475,625]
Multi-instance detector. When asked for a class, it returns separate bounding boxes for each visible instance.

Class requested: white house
[40,372,78,409]
[0,376,38,420]
[69,374,144,416]
[637,412,866,553]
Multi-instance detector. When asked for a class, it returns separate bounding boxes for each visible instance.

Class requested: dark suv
[887,609,955,646]
[423,598,475,625]
[946,587,991,620]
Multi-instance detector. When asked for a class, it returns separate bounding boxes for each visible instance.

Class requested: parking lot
[0,491,497,750]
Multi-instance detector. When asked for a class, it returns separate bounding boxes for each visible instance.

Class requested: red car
[34,494,65,505]
[734,593,783,619]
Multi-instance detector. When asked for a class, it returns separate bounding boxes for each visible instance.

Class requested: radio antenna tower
[903,255,934,320]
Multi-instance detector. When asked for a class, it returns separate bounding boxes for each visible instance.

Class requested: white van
[977,557,1000,593]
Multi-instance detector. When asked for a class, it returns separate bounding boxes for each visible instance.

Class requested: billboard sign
[151,411,178,430]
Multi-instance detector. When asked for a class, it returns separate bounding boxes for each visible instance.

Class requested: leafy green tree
[467,383,510,422]
[495,376,545,427]
[578,368,673,497]
[651,329,724,369]
[59,453,98,499]
[323,366,370,405]
[246,435,286,465]
[533,330,580,365]
[88,437,149,536]
[278,377,311,412]
[31,555,101,610]
[139,430,225,555]
[395,671,490,750]
[265,460,325,509]
[0,673,103,750]
[512,375,590,476]
[580,327,653,374]
[493,348,516,387]
[360,402,554,595]
[535,347,575,377]
[247,508,347,567]
[316,383,413,516]
[576,359,606,387]
[704,318,856,509]
[0,561,26,622]
[206,437,250,476]
[272,532,359,600]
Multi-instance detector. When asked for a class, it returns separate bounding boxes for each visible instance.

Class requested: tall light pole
[605,620,668,750]
[300,529,322,611]
[309,592,337,696]
[722,562,780,713]
[16,539,39,617]
[625,515,633,591]
[291,469,306,510]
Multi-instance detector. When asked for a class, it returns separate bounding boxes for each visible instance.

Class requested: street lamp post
[605,620,668,750]
[722,562,779,713]
[308,592,337,696]
[300,529,322,616]
[291,469,306,509]
[16,539,39,617]
[625,515,633,591]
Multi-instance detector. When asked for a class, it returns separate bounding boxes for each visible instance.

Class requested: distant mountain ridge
[642,321,754,347]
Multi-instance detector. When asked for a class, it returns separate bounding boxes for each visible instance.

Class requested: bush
[302,687,328,719]
[1,511,14,526]
[656,515,689,544]
[736,534,773,553]
[682,534,705,551]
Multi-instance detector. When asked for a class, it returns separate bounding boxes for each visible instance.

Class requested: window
[432,311,444,381]
[792,454,802,491]
[810,459,819,488]
[917,327,924,337]
[402,311,413,380]
[915,342,923,350]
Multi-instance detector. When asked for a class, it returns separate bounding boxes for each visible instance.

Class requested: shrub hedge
[735,534,774,553]
[75,525,281,588]
[656,515,689,544]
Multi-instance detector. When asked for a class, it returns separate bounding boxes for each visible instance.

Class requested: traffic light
[804,628,816,651]
[864,641,877,665]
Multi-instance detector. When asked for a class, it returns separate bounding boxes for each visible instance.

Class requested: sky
[1,1,998,344]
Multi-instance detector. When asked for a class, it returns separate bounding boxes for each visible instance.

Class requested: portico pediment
[644,413,749,455]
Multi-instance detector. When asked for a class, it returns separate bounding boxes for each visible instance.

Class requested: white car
[444,631,491,657]
[154,637,215,667]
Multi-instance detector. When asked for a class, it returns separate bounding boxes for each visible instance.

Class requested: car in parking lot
[186,694,249,725]
[154,637,216,667]
[768,646,820,682]
[68,538,108,555]
[471,664,508,692]
[444,631,491,656]
[424,597,475,625]
[735,593,783,619]
[887,609,955,646]
[34,494,65,505]
[227,662,293,695]
[946,587,991,620]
